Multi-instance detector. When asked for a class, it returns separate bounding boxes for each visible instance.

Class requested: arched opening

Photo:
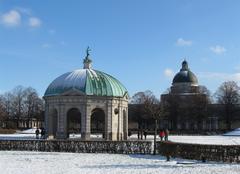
[67,108,81,138]
[91,108,105,139]
[49,109,58,138]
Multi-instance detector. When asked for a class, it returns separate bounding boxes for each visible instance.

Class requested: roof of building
[172,60,198,84]
[44,49,128,98]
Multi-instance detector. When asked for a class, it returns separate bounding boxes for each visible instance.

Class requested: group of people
[133,129,169,141]
[159,129,169,141]
[35,127,45,139]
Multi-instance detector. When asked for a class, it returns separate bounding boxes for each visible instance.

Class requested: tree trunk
[153,119,158,155]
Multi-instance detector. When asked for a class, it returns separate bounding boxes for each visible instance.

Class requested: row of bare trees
[130,81,240,131]
[0,86,44,128]
[215,81,240,130]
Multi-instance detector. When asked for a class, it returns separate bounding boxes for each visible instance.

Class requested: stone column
[82,103,91,140]
[117,105,122,141]
[44,103,49,138]
[106,102,113,140]
[56,104,67,139]
[123,107,128,140]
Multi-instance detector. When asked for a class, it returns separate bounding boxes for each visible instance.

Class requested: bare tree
[11,86,26,127]
[215,81,240,130]
[0,96,7,126]
[130,91,153,139]
[161,94,180,130]
[142,92,163,155]
[0,86,44,129]
[131,90,163,154]
[0,92,12,118]
[24,87,44,128]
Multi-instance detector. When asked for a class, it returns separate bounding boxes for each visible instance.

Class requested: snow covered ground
[0,129,240,173]
[0,151,239,174]
[224,128,240,136]
[129,134,240,145]
[1,133,240,145]
[169,135,240,145]
[1,128,240,145]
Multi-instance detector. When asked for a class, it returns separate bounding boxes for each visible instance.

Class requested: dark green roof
[172,60,198,84]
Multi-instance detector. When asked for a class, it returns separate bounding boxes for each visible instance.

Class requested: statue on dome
[86,46,91,58]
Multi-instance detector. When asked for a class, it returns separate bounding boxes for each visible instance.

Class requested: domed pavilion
[44,48,129,140]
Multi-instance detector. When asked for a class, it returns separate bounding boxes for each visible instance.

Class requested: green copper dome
[172,60,198,84]
[44,69,128,97]
[44,50,128,98]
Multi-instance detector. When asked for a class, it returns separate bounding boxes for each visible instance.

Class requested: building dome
[44,50,128,98]
[172,60,198,84]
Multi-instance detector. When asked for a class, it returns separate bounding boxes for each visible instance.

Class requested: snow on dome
[44,68,128,98]
[172,60,198,84]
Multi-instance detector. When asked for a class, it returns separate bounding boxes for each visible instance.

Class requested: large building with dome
[160,60,217,131]
[161,60,204,104]
[44,49,129,140]
[128,60,240,133]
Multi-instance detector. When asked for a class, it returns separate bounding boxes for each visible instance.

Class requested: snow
[223,128,240,136]
[0,129,104,140]
[129,134,240,145]
[1,128,240,145]
[16,128,37,134]
[168,135,240,145]
[1,129,240,145]
[0,130,240,173]
[0,151,239,174]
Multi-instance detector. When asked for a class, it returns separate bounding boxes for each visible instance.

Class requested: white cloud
[48,29,56,34]
[29,17,41,27]
[42,43,52,48]
[176,38,192,46]
[0,10,21,27]
[199,72,240,82]
[164,68,174,78]
[210,45,226,55]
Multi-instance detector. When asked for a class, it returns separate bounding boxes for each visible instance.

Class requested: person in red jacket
[159,129,165,141]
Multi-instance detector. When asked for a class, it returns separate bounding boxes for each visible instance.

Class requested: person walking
[143,130,147,140]
[40,127,45,139]
[164,129,169,141]
[159,129,165,141]
[35,128,40,139]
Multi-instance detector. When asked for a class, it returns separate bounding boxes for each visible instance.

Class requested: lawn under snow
[168,135,240,145]
[0,151,240,174]
[1,128,240,145]
[129,134,240,145]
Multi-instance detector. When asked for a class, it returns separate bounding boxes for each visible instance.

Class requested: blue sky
[0,0,240,98]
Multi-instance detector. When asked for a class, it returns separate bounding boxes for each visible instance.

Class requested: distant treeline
[0,86,44,129]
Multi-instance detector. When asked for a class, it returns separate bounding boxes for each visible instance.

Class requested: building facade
[160,60,217,131]
[128,60,240,133]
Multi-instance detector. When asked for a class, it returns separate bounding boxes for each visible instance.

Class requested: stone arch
[67,108,81,138]
[49,108,58,138]
[91,108,105,139]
